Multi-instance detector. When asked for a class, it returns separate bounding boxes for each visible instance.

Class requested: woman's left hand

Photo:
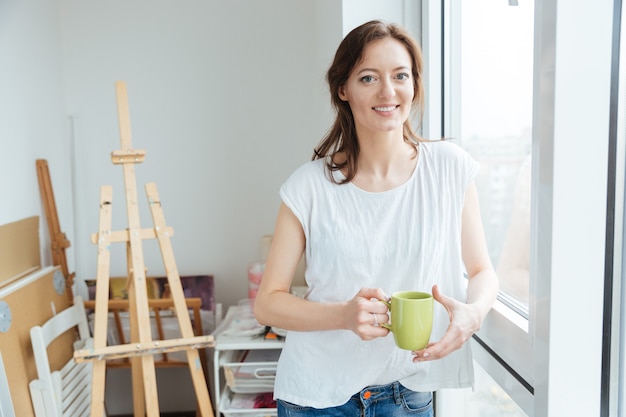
[411,284,482,362]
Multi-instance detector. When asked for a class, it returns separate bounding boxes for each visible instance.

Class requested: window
[437,0,535,414]
[445,0,535,395]
[611,1,626,415]
[455,0,534,315]
[431,0,615,415]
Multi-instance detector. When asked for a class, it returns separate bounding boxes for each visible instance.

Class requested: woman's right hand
[344,288,391,340]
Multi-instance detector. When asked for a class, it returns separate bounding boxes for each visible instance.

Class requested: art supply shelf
[212,304,284,417]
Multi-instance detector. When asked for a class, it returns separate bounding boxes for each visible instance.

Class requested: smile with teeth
[373,105,398,112]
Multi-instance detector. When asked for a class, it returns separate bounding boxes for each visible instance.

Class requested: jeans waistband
[353,381,402,406]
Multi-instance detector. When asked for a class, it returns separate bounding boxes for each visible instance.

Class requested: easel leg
[146,183,214,417]
[125,242,161,417]
[186,349,214,417]
[90,186,114,417]
[91,360,107,417]
[127,261,146,417]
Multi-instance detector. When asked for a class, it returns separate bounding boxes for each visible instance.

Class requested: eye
[359,75,376,83]
[396,73,410,81]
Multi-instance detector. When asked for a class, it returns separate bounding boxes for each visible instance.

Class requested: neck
[352,137,418,192]
[356,129,410,172]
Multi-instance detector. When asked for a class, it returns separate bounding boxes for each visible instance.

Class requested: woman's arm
[461,182,500,319]
[413,182,499,361]
[253,203,390,340]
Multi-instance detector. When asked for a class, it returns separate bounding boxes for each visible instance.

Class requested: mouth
[372,105,399,112]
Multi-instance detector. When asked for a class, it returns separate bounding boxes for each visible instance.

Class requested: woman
[254,20,498,416]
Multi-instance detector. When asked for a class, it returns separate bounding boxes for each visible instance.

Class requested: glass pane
[459,0,534,312]
[465,361,529,417]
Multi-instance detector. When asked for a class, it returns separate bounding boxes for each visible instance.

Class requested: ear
[338,85,348,101]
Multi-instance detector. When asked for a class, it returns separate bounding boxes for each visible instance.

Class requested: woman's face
[338,38,414,138]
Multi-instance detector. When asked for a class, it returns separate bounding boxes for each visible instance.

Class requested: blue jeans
[277,381,433,417]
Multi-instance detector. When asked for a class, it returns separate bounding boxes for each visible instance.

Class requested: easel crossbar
[111,149,146,164]
[74,335,215,362]
[89,226,174,244]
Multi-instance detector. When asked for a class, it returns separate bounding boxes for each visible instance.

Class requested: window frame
[609,1,625,416]
[424,0,616,415]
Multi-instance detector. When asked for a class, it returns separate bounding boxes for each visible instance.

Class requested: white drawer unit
[212,304,284,417]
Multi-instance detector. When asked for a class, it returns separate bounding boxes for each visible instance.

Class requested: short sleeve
[432,140,480,190]
[279,160,328,234]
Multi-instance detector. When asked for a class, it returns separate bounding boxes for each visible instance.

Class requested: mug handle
[379,299,391,331]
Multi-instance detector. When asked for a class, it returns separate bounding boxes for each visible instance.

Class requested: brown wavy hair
[313,20,426,184]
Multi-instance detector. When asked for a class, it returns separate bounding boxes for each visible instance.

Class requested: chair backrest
[29,296,94,417]
[0,351,16,417]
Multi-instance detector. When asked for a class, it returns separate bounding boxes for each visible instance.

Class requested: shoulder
[284,158,328,186]
[280,159,331,222]
[421,139,472,161]
[281,158,331,200]
[419,140,479,184]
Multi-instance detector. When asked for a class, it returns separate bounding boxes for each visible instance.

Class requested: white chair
[0,351,16,417]
[29,296,98,417]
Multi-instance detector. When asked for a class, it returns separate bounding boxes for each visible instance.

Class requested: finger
[357,289,390,315]
[357,308,384,327]
[364,328,391,340]
[412,340,453,362]
[432,284,455,315]
[358,287,390,302]
[412,327,471,362]
[357,319,390,340]
[377,288,391,302]
[369,301,390,315]
[432,284,446,304]
[376,312,389,324]
[431,337,466,360]
[371,312,389,326]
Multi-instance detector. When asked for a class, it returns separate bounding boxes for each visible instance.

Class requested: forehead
[355,38,413,71]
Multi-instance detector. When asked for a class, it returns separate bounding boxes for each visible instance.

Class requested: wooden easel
[73,81,215,417]
[36,159,74,300]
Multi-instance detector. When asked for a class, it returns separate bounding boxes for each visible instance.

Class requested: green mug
[381,291,434,350]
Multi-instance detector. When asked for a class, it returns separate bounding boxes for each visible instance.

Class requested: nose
[378,78,395,99]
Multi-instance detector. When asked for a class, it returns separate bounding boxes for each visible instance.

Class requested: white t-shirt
[275,140,480,408]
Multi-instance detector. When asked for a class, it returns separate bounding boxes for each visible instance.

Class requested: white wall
[1,0,421,315]
[342,0,420,36]
[0,0,422,413]
[1,1,343,412]
[57,0,343,310]
[0,1,415,412]
[55,0,416,311]
[0,0,74,267]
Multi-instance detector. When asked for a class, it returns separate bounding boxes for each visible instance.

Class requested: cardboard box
[0,216,40,288]
[0,266,72,417]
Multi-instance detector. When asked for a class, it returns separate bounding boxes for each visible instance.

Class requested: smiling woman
[314,20,426,186]
[254,19,498,417]
[337,38,414,144]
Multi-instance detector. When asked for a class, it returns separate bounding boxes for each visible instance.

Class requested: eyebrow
[356,66,411,75]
